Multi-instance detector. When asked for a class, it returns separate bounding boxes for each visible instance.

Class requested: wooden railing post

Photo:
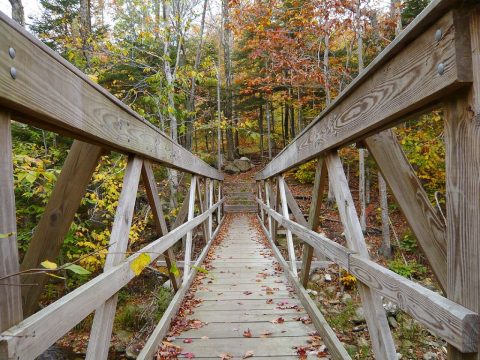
[258,181,265,223]
[20,140,103,316]
[86,155,143,360]
[445,8,479,359]
[0,109,23,331]
[326,152,397,359]
[265,181,273,237]
[208,178,214,239]
[184,176,197,283]
[142,160,179,292]
[278,176,298,276]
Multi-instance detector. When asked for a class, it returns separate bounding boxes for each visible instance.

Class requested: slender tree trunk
[185,0,208,150]
[266,101,272,159]
[289,103,295,139]
[379,173,391,257]
[297,88,303,132]
[283,101,289,143]
[222,0,235,160]
[8,0,24,26]
[79,0,92,66]
[216,64,223,169]
[259,104,264,157]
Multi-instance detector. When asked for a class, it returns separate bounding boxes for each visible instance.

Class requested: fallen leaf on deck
[243,328,252,338]
[242,350,254,359]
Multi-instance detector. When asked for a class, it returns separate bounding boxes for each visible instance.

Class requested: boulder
[233,158,252,172]
[224,163,240,174]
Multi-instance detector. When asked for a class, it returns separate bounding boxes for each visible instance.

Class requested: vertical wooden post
[141,160,179,292]
[265,181,273,236]
[301,157,328,286]
[278,176,298,276]
[258,181,265,223]
[208,178,214,239]
[326,152,396,359]
[217,181,222,227]
[0,109,23,331]
[21,140,103,316]
[445,9,479,359]
[86,156,143,360]
[196,177,209,244]
[184,176,197,283]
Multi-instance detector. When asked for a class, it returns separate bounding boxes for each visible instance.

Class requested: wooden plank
[20,140,103,316]
[0,110,23,332]
[194,291,292,300]
[184,176,197,283]
[257,215,352,360]
[325,152,396,359]
[365,129,447,292]
[0,13,223,181]
[302,157,328,286]
[445,8,480,358]
[136,215,226,360]
[256,8,471,180]
[169,336,313,357]
[186,309,306,323]
[175,321,314,339]
[86,156,143,360]
[142,160,179,292]
[193,299,301,311]
[0,199,224,360]
[257,198,480,353]
[278,177,298,276]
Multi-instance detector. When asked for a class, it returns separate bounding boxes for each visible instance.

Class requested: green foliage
[154,287,174,322]
[388,258,427,279]
[400,231,418,252]
[325,301,357,330]
[115,304,147,331]
[402,0,430,27]
[294,160,317,184]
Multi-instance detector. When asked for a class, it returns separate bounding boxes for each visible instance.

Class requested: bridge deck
[163,214,328,359]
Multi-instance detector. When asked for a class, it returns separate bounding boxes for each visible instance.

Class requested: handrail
[255,0,471,180]
[256,197,479,353]
[0,198,225,360]
[0,11,223,180]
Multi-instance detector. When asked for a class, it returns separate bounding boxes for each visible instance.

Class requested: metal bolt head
[8,47,16,59]
[435,29,442,42]
[10,67,17,79]
[437,63,445,75]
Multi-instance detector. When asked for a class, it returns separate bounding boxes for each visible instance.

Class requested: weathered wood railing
[0,10,225,360]
[256,0,480,359]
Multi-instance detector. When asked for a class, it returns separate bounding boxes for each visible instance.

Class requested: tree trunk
[216,64,223,169]
[266,101,272,159]
[283,101,289,143]
[79,0,92,66]
[379,173,391,257]
[259,104,264,157]
[185,0,208,150]
[222,0,235,161]
[8,0,24,26]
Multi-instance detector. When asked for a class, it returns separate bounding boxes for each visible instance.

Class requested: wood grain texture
[278,177,298,276]
[142,160,178,292]
[257,215,352,360]
[136,215,226,360]
[0,13,222,181]
[325,152,397,359]
[0,200,224,360]
[20,141,103,316]
[365,129,447,292]
[196,177,209,244]
[183,176,197,282]
[256,197,479,352]
[446,8,480,359]
[256,10,471,180]
[86,156,142,360]
[0,110,23,332]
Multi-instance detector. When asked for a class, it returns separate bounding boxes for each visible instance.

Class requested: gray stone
[310,273,322,282]
[343,343,358,354]
[388,316,399,328]
[357,337,369,347]
[233,158,252,172]
[352,306,366,324]
[224,163,240,174]
[423,352,437,360]
[126,343,142,359]
[341,293,352,304]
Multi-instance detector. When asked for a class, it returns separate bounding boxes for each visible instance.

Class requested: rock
[306,289,318,296]
[353,325,367,332]
[324,274,332,282]
[383,301,398,316]
[357,337,369,347]
[310,273,322,282]
[397,353,403,359]
[126,343,143,359]
[239,156,250,161]
[233,158,252,172]
[352,306,366,324]
[341,293,352,304]
[343,343,358,354]
[388,316,399,328]
[224,163,240,174]
[36,346,67,360]
[423,351,437,360]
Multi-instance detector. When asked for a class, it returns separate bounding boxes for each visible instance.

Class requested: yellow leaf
[130,253,151,276]
[41,260,58,270]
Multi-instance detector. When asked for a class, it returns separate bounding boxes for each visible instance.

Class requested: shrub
[294,160,317,184]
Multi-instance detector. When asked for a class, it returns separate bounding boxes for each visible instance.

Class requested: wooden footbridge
[1,0,480,359]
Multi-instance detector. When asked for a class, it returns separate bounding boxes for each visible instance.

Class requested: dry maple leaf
[243,328,252,337]
[266,299,273,304]
[218,353,233,360]
[271,317,285,324]
[184,352,195,358]
[183,338,193,343]
[243,350,254,359]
